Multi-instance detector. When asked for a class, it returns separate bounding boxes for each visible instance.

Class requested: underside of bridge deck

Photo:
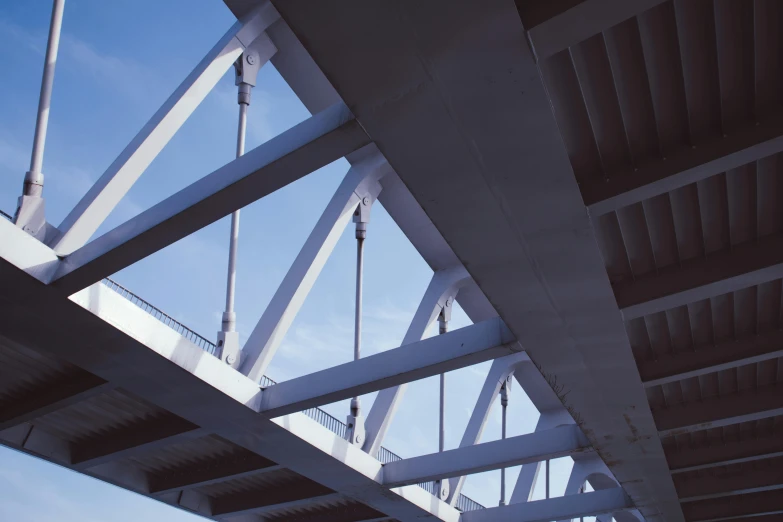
[233,0,783,520]
[3,1,783,521]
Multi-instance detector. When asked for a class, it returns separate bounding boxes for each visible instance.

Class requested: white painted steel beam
[510,409,576,504]
[52,103,370,294]
[363,266,471,456]
[0,216,59,282]
[461,488,633,522]
[527,0,666,60]
[445,353,527,505]
[382,425,591,488]
[617,234,783,320]
[229,1,685,518]
[508,360,578,505]
[2,268,459,522]
[656,383,783,437]
[557,456,643,522]
[640,330,783,387]
[668,436,783,473]
[260,317,518,418]
[239,152,391,382]
[51,3,279,255]
[583,118,783,216]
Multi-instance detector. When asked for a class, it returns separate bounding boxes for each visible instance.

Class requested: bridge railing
[0,217,484,512]
[99,276,485,512]
[101,278,219,356]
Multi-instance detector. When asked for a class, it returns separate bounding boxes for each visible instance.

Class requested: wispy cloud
[59,33,163,109]
[0,17,45,55]
[0,14,163,109]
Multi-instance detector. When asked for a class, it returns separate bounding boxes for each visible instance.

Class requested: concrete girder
[51,2,280,256]
[362,266,472,457]
[582,118,783,216]
[655,383,783,437]
[228,507,392,522]
[259,317,518,418]
[461,488,633,522]
[383,425,592,488]
[72,420,208,471]
[640,330,783,388]
[212,489,338,517]
[238,152,391,383]
[156,489,213,517]
[150,460,283,495]
[51,103,370,294]
[0,423,70,466]
[0,375,114,431]
[526,0,667,61]
[681,489,783,522]
[616,234,783,320]
[675,459,783,502]
[667,435,783,473]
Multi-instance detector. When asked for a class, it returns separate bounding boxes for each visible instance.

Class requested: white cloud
[59,33,163,109]
[0,17,44,55]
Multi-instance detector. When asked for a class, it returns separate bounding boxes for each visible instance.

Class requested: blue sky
[0,1,583,518]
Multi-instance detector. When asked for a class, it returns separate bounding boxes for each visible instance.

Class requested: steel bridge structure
[2,1,783,522]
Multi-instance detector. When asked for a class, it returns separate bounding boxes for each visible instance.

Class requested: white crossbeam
[655,383,783,437]
[51,3,280,255]
[239,152,391,382]
[510,409,575,504]
[382,424,591,488]
[616,234,783,320]
[462,488,633,522]
[259,317,518,418]
[582,118,783,216]
[528,0,666,60]
[445,353,527,505]
[362,266,471,456]
[640,330,783,388]
[51,103,370,294]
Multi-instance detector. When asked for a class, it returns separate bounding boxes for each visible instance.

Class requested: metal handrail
[101,278,218,355]
[101,277,485,511]
[1,211,485,512]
